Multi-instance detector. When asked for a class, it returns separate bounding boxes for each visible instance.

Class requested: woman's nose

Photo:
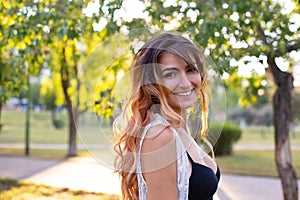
[178,73,192,87]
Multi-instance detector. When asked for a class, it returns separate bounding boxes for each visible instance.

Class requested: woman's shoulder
[141,113,176,151]
[142,124,175,153]
[147,113,170,126]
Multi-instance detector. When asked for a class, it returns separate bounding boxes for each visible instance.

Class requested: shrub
[51,108,66,129]
[208,122,242,156]
[52,118,65,129]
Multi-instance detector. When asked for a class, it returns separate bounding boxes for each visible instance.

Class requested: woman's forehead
[158,52,188,68]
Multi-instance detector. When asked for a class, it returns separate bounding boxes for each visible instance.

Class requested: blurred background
[0,0,300,199]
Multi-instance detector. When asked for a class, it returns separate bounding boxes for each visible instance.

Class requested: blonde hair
[113,32,209,199]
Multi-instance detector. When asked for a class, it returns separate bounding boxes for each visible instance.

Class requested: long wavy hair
[113,32,209,200]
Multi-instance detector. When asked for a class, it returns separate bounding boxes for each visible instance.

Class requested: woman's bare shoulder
[142,125,175,153]
[141,125,178,199]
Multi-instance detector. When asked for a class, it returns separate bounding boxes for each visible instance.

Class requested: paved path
[2,143,300,150]
[1,156,300,199]
[1,143,300,199]
[0,156,120,195]
[220,174,300,200]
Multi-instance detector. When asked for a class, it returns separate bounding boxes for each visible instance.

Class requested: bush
[208,122,242,156]
[51,108,66,129]
[52,118,65,129]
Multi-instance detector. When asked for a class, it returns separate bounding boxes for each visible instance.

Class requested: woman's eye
[187,67,199,73]
[163,72,176,78]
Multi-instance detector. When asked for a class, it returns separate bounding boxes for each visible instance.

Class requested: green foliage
[51,108,66,129]
[209,122,242,156]
[0,0,133,156]
[82,33,133,118]
[0,0,46,105]
[2,0,299,160]
[29,82,41,107]
[52,118,65,129]
[225,71,271,107]
[40,76,57,110]
[125,0,300,107]
[0,57,26,103]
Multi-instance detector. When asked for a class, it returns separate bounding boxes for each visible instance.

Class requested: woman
[114,32,220,200]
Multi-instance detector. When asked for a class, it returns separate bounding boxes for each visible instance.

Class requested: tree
[292,90,300,122]
[1,0,127,157]
[23,0,125,157]
[37,0,97,156]
[106,0,299,199]
[1,0,46,155]
[0,1,28,129]
[40,76,57,110]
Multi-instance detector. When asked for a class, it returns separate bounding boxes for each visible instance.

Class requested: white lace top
[136,113,190,200]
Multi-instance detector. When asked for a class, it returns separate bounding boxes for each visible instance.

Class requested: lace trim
[136,114,189,200]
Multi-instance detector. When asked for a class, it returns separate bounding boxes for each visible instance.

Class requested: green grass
[0,148,91,160]
[1,109,300,177]
[216,125,300,177]
[0,110,112,145]
[0,110,68,144]
[2,109,299,146]
[216,150,300,177]
[0,109,113,159]
[237,125,300,146]
[0,179,120,200]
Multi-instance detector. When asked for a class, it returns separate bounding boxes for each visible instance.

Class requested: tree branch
[256,24,269,46]
[286,43,300,53]
[256,23,283,57]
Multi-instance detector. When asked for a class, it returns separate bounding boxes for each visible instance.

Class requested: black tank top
[187,153,220,200]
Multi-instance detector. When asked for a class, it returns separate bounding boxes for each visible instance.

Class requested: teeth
[175,90,192,96]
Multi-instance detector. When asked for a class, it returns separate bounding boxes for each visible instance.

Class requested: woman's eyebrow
[160,67,178,73]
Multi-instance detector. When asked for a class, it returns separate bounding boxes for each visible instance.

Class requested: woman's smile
[158,52,202,112]
[173,89,194,97]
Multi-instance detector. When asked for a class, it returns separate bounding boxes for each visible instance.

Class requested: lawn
[1,109,300,177]
[0,109,112,145]
[0,179,119,200]
[0,110,68,144]
[0,148,91,160]
[216,149,300,177]
[216,124,300,177]
[236,125,300,146]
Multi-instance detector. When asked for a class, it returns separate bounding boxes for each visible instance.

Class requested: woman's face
[158,52,202,113]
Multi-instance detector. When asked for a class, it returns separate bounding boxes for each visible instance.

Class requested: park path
[1,143,300,150]
[0,156,229,199]
[1,143,300,199]
[0,156,120,195]
[1,155,300,200]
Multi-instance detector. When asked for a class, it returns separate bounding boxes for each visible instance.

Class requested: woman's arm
[141,126,178,200]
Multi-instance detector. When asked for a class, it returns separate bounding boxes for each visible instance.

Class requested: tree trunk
[268,56,298,200]
[60,47,78,157]
[66,106,78,157]
[25,72,31,156]
[0,99,2,132]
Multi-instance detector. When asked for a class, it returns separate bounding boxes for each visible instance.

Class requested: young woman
[114,32,220,200]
